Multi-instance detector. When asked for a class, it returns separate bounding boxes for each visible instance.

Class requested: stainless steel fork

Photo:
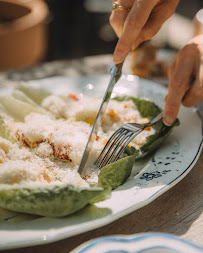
[95,112,163,169]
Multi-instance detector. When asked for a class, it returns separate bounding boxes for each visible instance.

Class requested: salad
[0,84,179,217]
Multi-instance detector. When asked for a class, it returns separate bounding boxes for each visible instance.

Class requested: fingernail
[164,115,174,126]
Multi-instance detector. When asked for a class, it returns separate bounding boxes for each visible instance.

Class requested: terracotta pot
[0,0,48,70]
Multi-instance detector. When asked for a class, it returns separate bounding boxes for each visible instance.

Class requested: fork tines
[95,112,163,169]
[95,125,143,169]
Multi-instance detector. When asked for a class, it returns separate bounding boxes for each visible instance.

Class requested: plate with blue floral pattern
[0,75,202,250]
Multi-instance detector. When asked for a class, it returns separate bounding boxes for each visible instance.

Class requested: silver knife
[78,63,123,174]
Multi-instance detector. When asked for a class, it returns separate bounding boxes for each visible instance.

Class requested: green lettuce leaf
[114,96,180,160]
[0,92,179,217]
[0,184,111,217]
[98,155,135,190]
[97,96,179,190]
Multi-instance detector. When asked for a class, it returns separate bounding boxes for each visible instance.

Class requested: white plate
[0,75,202,250]
[71,232,203,253]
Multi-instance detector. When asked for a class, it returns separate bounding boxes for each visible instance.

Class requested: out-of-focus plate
[0,75,202,250]
[71,232,203,253]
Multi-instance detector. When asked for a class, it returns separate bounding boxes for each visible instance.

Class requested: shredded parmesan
[1,94,155,187]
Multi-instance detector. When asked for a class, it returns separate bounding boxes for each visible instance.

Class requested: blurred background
[0,0,202,72]
[45,0,202,60]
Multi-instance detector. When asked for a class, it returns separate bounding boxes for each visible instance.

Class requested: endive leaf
[0,115,17,145]
[17,83,51,104]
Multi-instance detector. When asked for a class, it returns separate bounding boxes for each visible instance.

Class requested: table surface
[0,55,202,253]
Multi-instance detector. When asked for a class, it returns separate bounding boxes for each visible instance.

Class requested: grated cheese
[1,94,155,187]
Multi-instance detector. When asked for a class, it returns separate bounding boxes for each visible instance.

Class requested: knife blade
[78,63,123,174]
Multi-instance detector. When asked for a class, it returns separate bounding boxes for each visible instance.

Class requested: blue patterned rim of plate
[71,232,203,253]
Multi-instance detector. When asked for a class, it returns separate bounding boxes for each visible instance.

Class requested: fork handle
[146,112,163,127]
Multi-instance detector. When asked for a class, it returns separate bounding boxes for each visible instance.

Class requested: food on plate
[0,84,179,217]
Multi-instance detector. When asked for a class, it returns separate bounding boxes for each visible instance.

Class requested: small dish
[71,232,203,253]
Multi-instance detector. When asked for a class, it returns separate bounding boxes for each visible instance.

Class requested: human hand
[164,34,203,126]
[110,0,179,64]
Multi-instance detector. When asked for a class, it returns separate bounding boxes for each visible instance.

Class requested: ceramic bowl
[0,0,48,70]
[71,232,203,253]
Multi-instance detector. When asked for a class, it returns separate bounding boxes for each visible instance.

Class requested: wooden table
[1,55,203,252]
